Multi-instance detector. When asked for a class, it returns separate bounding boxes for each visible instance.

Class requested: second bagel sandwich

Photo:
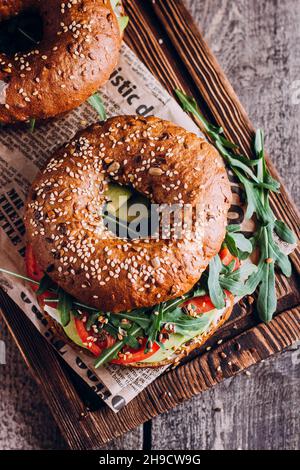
[24,115,235,368]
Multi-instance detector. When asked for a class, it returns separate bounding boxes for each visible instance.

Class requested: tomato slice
[25,243,44,290]
[74,318,103,356]
[182,291,233,316]
[75,317,116,357]
[182,294,215,315]
[25,243,57,307]
[219,246,240,271]
[111,338,160,365]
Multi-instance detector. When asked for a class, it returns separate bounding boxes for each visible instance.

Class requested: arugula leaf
[86,311,100,331]
[28,118,35,133]
[87,93,107,121]
[226,224,241,233]
[257,262,276,323]
[57,289,73,327]
[175,90,297,323]
[36,274,54,296]
[112,309,151,330]
[125,336,140,350]
[208,255,225,309]
[110,0,120,8]
[146,303,164,349]
[274,220,297,244]
[94,324,142,368]
[103,322,118,339]
[267,227,292,277]
[219,260,258,296]
[163,307,217,336]
[0,267,40,286]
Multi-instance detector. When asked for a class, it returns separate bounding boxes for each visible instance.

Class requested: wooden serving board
[1,0,299,449]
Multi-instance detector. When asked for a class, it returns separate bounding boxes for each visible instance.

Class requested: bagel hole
[103,183,157,239]
[0,9,43,55]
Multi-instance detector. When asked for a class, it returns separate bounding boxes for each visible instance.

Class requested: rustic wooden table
[0,0,299,450]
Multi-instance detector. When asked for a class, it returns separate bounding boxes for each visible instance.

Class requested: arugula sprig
[87,93,107,121]
[176,89,297,322]
[225,225,253,261]
[94,324,143,368]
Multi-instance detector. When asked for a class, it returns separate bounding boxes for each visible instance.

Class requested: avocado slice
[105,183,133,217]
[44,305,87,349]
[63,315,86,348]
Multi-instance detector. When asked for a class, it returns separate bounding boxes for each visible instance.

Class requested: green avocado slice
[105,183,133,217]
[63,315,86,348]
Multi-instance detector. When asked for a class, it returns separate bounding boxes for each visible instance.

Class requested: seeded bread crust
[25,115,232,313]
[0,0,121,123]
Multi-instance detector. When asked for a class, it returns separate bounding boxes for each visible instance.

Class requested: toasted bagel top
[0,0,121,123]
[25,116,232,313]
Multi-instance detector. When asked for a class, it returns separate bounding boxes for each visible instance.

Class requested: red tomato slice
[25,243,56,306]
[182,294,215,314]
[74,318,103,356]
[219,246,240,271]
[111,338,160,365]
[182,291,233,316]
[25,243,44,290]
[75,317,116,357]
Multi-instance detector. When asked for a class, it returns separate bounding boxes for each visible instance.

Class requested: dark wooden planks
[151,341,300,450]
[0,316,67,450]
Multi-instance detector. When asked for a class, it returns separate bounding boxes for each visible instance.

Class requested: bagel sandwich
[23,115,239,368]
[0,0,124,124]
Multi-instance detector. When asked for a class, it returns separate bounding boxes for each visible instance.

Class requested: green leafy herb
[226,224,241,233]
[86,311,100,331]
[28,118,35,132]
[225,229,253,260]
[111,308,151,330]
[176,89,297,322]
[0,267,39,286]
[18,27,38,45]
[94,324,142,368]
[87,93,107,121]
[145,303,164,349]
[102,322,119,339]
[36,274,54,296]
[274,220,297,245]
[208,255,225,309]
[57,289,73,327]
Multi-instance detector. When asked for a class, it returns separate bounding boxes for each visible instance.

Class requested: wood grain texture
[151,342,300,450]
[0,0,299,450]
[185,0,300,208]
[151,0,300,450]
